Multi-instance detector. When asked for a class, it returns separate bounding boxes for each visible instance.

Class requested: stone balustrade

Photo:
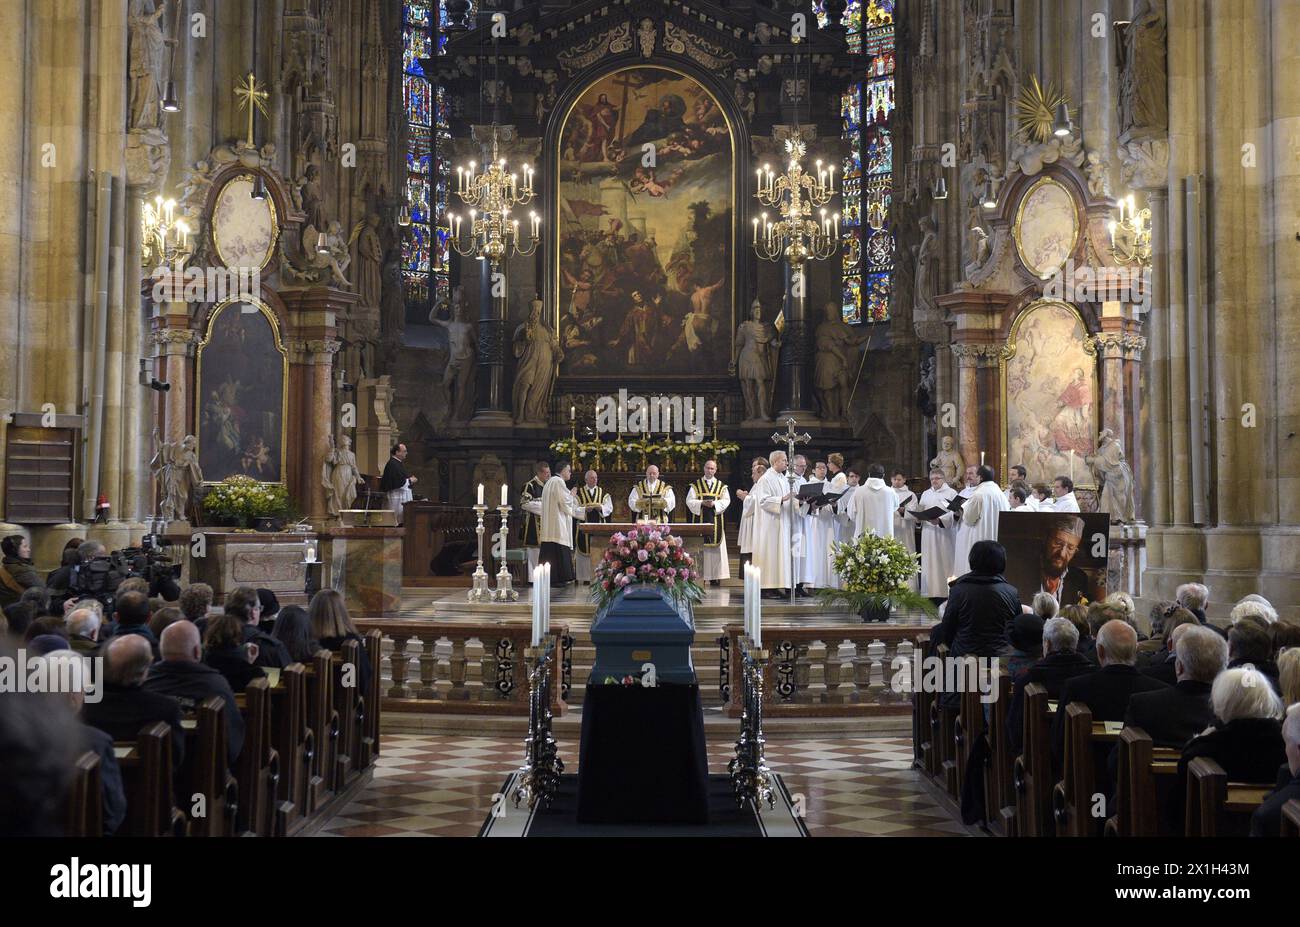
[355,620,569,716]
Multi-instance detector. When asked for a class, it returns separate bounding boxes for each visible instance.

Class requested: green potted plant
[818,532,936,622]
[201,475,290,530]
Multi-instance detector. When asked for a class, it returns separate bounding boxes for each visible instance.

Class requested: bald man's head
[105,635,154,686]
[159,620,202,663]
[1096,619,1138,667]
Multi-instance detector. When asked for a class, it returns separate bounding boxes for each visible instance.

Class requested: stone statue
[472,453,507,513]
[128,0,167,131]
[916,356,937,419]
[431,295,477,423]
[513,297,563,425]
[813,299,871,423]
[1085,150,1109,197]
[913,214,938,317]
[1116,0,1168,138]
[1089,428,1137,524]
[964,223,990,278]
[322,433,361,518]
[355,213,383,311]
[638,18,656,57]
[731,298,778,423]
[150,433,202,523]
[930,435,964,486]
[298,163,326,251]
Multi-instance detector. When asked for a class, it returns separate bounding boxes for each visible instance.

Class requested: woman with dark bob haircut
[271,605,321,665]
[933,540,1022,709]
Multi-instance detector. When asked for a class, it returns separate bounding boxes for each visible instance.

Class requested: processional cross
[771,418,811,605]
[234,72,269,148]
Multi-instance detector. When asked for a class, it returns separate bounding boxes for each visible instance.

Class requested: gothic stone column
[473,257,513,426]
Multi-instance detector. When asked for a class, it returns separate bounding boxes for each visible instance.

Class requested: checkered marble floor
[313,734,972,837]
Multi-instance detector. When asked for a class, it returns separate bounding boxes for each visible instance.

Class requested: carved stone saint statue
[431,295,477,423]
[813,299,871,423]
[128,0,167,131]
[731,298,778,423]
[930,435,964,486]
[1089,428,1136,524]
[1116,0,1168,139]
[150,433,203,523]
[513,297,563,425]
[913,214,938,317]
[322,434,362,518]
[355,214,383,311]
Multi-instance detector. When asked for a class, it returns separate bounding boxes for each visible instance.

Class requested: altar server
[572,469,613,584]
[821,453,850,588]
[736,457,767,572]
[798,459,835,591]
[628,464,675,522]
[1051,475,1081,512]
[953,465,1010,576]
[538,462,583,588]
[752,450,796,598]
[915,469,958,598]
[849,464,896,541]
[834,465,861,544]
[685,459,731,586]
[891,470,920,591]
[519,461,550,573]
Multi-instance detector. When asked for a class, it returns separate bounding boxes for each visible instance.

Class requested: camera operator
[55,540,124,613]
[114,536,182,602]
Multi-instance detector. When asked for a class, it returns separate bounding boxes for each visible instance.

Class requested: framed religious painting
[195,298,288,483]
[210,173,279,270]
[1013,176,1077,279]
[1000,299,1098,490]
[998,511,1110,609]
[553,65,736,380]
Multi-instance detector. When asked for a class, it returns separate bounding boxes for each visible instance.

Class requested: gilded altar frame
[1012,175,1079,280]
[210,172,281,272]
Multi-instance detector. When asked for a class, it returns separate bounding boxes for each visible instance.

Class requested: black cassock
[379,456,409,492]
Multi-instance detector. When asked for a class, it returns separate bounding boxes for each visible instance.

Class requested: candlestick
[570,405,576,422]
[501,483,509,507]
[492,504,518,601]
[468,503,491,602]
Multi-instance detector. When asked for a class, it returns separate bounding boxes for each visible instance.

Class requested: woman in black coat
[934,540,1021,712]
[202,613,266,693]
[0,535,39,607]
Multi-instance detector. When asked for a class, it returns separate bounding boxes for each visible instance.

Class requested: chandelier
[752,137,838,265]
[141,195,192,268]
[1108,193,1151,266]
[446,132,539,265]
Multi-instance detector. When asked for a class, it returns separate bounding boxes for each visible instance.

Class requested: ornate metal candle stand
[728,642,775,811]
[492,504,518,601]
[512,641,564,811]
[467,503,491,602]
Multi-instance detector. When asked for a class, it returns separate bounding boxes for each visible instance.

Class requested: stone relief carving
[638,18,656,57]
[1089,428,1136,524]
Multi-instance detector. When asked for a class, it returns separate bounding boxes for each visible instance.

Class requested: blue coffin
[589,584,696,686]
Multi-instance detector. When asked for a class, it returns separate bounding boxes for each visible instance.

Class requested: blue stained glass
[865,272,890,322]
[406,3,431,27]
[842,276,862,324]
[864,125,891,176]
[865,0,895,27]
[405,74,431,126]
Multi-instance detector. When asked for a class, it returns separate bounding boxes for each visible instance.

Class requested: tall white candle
[531,567,542,646]
[980,450,985,467]
[501,483,509,507]
[477,483,484,506]
[752,565,762,649]
[1069,449,1075,482]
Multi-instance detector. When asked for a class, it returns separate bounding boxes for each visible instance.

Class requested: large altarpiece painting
[196,300,288,484]
[1001,300,1097,489]
[556,66,734,378]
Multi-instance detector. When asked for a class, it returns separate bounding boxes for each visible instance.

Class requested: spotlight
[1052,101,1072,138]
[161,80,180,113]
[932,176,948,200]
[250,173,268,201]
[397,204,412,228]
[980,180,998,211]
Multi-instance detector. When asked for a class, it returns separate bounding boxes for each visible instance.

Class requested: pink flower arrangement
[590,528,705,610]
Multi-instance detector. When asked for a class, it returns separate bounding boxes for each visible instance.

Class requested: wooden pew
[180,697,238,837]
[115,722,186,837]
[234,678,289,836]
[63,751,103,838]
[305,650,341,803]
[269,663,312,828]
[364,628,383,762]
[332,643,362,786]
[1012,683,1053,837]
[1103,727,1180,837]
[982,666,1017,836]
[1185,757,1273,837]
[1281,799,1300,837]
[927,644,958,798]
[952,675,986,810]
[1052,703,1121,837]
[913,635,936,776]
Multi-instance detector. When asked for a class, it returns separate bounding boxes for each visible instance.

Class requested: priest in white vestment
[685,459,732,585]
[913,469,958,598]
[572,469,613,583]
[736,457,768,571]
[891,470,919,592]
[834,466,861,545]
[1051,476,1080,512]
[538,463,583,587]
[799,459,835,590]
[820,453,850,588]
[752,450,796,597]
[628,464,676,522]
[849,464,896,540]
[953,466,1010,576]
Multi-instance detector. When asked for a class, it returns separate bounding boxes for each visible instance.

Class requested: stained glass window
[823,0,896,323]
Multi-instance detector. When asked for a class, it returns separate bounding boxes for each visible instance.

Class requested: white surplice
[849,477,896,541]
[685,481,732,581]
[1051,491,1080,513]
[953,479,1010,576]
[893,485,919,592]
[752,467,795,589]
[797,476,835,587]
[738,489,759,554]
[915,483,958,597]
[539,476,582,546]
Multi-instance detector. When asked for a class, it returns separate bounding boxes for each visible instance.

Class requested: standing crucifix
[771,417,811,605]
[234,72,269,148]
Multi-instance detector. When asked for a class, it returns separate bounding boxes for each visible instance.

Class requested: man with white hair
[1250,703,1300,837]
[1038,514,1089,606]
[1006,615,1094,753]
[82,635,186,769]
[1230,597,1278,626]
[143,621,244,764]
[1175,582,1211,626]
[751,450,795,599]
[1052,619,1169,763]
[1123,625,1225,748]
[65,605,102,655]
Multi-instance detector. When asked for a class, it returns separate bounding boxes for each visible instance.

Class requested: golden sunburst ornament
[1015,75,1073,144]
[784,136,807,161]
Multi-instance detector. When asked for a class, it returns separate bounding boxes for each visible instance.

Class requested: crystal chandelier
[1108,193,1152,266]
[141,195,192,268]
[752,136,838,265]
[446,131,539,265]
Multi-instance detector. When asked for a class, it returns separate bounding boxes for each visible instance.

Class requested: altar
[576,522,716,579]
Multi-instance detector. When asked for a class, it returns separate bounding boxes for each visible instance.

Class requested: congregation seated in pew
[144,621,245,765]
[308,588,372,696]
[1251,704,1300,837]
[83,635,186,772]
[202,613,267,693]
[1006,616,1094,755]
